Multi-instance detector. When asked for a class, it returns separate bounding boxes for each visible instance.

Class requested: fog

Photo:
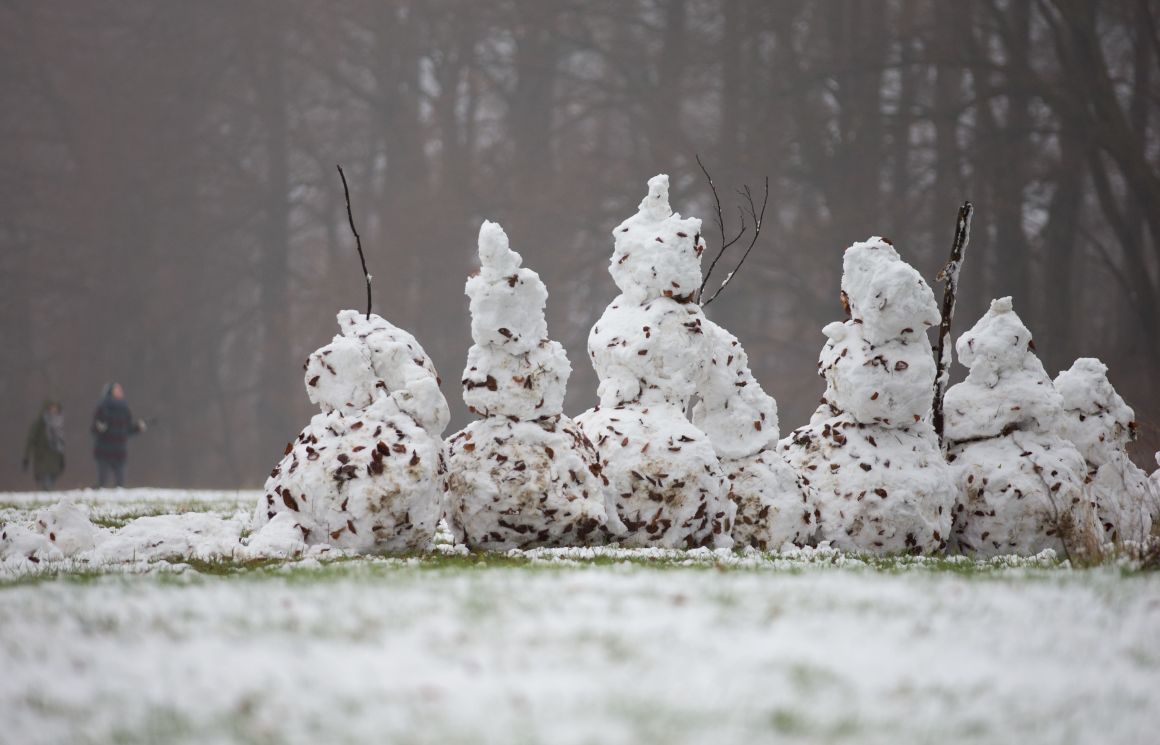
[2,0,1157,489]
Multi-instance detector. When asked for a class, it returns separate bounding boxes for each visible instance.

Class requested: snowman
[1055,357,1154,544]
[253,310,449,554]
[575,175,735,549]
[944,298,1100,558]
[779,238,954,554]
[443,221,621,550]
[694,318,816,549]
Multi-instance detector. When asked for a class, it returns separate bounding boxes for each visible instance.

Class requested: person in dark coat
[23,400,66,490]
[91,382,146,488]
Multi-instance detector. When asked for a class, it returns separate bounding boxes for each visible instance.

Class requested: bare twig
[336,163,372,319]
[701,176,769,307]
[932,201,973,448]
[695,154,746,300]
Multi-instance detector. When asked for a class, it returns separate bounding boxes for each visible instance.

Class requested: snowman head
[609,175,705,305]
[465,221,549,354]
[841,237,939,346]
[955,297,1037,385]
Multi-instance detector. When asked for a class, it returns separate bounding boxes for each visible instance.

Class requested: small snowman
[576,175,735,548]
[253,311,450,554]
[944,298,1101,558]
[779,238,954,554]
[1055,357,1154,544]
[694,319,816,550]
[443,222,622,550]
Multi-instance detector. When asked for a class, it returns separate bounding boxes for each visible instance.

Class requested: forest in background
[1,0,1157,488]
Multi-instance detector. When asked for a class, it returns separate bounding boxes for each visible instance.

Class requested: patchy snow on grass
[1,490,1159,745]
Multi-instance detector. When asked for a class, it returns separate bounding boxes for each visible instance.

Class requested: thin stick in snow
[932,201,973,447]
[701,176,769,307]
[695,154,746,301]
[336,164,372,319]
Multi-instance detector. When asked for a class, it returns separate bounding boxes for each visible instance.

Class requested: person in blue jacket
[91,382,146,488]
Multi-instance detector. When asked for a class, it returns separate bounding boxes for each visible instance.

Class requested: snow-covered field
[1,490,1159,745]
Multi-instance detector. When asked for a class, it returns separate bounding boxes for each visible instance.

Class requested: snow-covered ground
[1,490,1159,745]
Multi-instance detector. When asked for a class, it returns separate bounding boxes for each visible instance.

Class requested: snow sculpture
[779,238,954,554]
[1055,358,1155,543]
[944,298,1100,558]
[444,222,620,550]
[253,311,449,554]
[576,175,735,548]
[694,319,816,549]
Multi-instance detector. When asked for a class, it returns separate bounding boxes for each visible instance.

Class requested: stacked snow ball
[444,221,622,550]
[576,176,735,549]
[255,312,449,554]
[944,298,1101,558]
[779,238,954,554]
[1055,357,1155,544]
[694,319,816,550]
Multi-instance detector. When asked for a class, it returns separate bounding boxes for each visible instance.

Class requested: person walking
[23,400,66,490]
[91,382,146,488]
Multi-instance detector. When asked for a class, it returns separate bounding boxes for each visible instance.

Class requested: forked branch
[700,175,770,307]
[695,154,747,300]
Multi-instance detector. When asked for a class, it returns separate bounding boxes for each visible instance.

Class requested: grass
[0,546,1085,591]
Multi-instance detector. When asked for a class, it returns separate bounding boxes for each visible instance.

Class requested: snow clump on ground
[0,497,248,565]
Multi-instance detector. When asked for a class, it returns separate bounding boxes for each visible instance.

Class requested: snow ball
[955,297,1034,385]
[819,321,937,426]
[609,175,704,304]
[944,299,1062,441]
[726,449,819,551]
[444,416,621,550]
[575,405,733,549]
[842,238,939,346]
[462,340,570,420]
[1054,357,1153,543]
[1054,357,1136,461]
[305,335,377,415]
[465,222,549,355]
[779,417,954,555]
[588,296,709,409]
[692,319,780,459]
[34,499,104,556]
[948,433,1101,558]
